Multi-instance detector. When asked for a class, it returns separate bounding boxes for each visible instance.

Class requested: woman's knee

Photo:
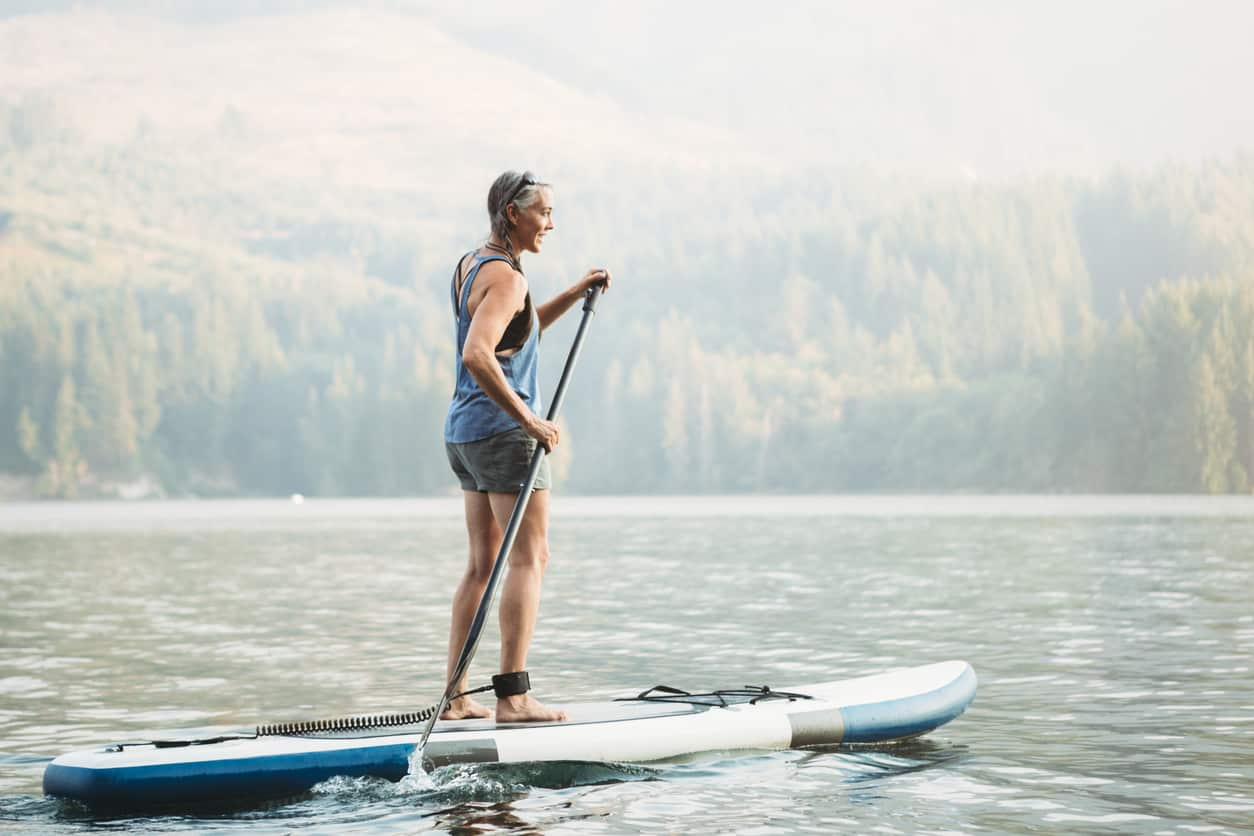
[462,560,492,587]
[463,544,499,585]
[508,540,550,572]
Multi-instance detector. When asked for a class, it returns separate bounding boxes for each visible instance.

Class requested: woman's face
[511,186,555,254]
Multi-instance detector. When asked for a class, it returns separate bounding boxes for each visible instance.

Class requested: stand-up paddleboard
[44,660,976,809]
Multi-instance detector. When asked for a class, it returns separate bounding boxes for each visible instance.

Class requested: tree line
[2,135,1252,496]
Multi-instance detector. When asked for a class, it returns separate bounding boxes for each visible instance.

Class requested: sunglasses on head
[507,175,537,206]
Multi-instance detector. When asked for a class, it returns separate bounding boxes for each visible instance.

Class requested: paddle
[418,281,606,758]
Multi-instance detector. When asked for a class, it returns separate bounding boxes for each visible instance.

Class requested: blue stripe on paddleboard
[838,663,977,743]
[43,741,418,807]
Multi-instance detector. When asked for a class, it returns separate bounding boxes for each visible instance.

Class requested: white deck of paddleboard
[51,661,974,770]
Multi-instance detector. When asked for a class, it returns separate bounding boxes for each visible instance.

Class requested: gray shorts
[445,426,552,493]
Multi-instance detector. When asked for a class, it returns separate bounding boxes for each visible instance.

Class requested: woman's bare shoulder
[470,260,526,312]
[476,256,525,286]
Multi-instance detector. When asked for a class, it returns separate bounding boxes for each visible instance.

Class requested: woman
[442,170,611,723]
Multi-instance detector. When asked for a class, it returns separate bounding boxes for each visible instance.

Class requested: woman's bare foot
[440,695,493,720]
[495,694,568,723]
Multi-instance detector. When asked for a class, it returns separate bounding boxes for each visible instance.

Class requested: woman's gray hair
[487,170,547,265]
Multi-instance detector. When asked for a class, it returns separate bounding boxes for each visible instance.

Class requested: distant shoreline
[3,494,1253,534]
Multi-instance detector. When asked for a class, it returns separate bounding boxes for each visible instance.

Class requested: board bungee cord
[615,685,816,707]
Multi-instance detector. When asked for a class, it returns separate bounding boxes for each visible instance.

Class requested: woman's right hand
[526,417,560,452]
[580,268,611,293]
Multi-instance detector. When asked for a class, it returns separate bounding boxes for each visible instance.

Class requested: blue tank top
[444,253,543,443]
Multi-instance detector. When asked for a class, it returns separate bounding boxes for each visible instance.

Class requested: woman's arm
[537,268,611,332]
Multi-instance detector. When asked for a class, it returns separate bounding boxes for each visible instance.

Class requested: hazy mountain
[0,5,762,196]
[3,0,1252,178]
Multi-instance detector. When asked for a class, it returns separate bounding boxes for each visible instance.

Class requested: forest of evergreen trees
[2,109,1252,497]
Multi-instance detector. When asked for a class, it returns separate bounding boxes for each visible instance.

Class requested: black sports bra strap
[452,252,515,317]
[450,255,467,314]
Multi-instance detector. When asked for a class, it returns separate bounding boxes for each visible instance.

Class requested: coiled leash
[107,685,497,751]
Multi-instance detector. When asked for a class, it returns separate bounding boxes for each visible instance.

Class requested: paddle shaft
[418,283,604,753]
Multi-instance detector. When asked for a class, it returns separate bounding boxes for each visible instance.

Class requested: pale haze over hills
[2,0,1252,181]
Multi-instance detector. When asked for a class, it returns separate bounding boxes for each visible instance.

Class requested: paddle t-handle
[417,279,606,758]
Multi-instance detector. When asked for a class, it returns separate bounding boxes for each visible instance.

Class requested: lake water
[1,496,1252,833]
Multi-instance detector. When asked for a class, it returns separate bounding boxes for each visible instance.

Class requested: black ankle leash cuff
[492,671,530,698]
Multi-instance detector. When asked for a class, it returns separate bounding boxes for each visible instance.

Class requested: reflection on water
[1,497,1252,833]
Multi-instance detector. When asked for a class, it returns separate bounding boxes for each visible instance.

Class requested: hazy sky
[421,0,1254,174]
[3,0,1253,176]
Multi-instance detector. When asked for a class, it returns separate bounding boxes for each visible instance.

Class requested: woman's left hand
[580,268,612,293]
